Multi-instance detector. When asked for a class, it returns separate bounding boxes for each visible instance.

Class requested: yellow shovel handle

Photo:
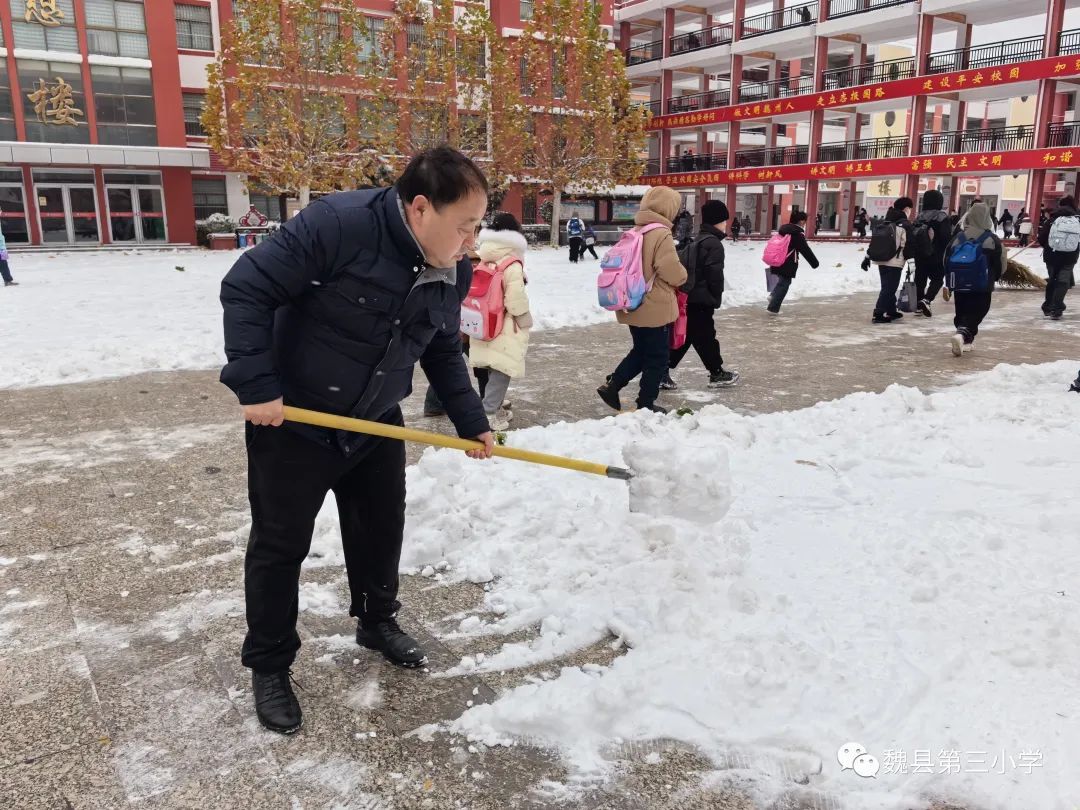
[282,406,632,480]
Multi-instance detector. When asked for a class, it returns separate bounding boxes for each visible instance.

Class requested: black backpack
[867,220,901,262]
[676,238,699,293]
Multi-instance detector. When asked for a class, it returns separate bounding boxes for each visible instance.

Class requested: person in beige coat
[597,185,688,414]
[469,213,532,431]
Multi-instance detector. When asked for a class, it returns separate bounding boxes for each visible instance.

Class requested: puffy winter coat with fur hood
[616,186,688,328]
[468,228,532,378]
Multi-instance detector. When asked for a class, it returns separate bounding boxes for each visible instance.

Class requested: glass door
[106,185,166,243]
[137,187,166,241]
[36,185,69,243]
[68,187,100,244]
[107,186,137,242]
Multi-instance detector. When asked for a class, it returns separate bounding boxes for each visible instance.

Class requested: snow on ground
[306,360,1080,810]
[5,237,1029,389]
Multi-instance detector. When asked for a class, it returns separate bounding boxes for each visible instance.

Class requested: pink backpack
[762,232,794,268]
[597,223,667,311]
[460,256,518,341]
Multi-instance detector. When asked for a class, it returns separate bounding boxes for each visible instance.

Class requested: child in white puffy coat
[469,213,532,430]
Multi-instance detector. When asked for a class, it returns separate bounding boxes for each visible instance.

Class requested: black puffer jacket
[220,186,488,457]
[685,224,726,307]
[1039,204,1080,268]
[773,223,819,279]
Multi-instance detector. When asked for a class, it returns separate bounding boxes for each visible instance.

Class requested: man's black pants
[241,415,406,673]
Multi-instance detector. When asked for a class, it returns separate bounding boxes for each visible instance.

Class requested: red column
[1044,0,1066,57]
[733,0,747,41]
[619,21,631,51]
[663,8,675,58]
[162,167,196,245]
[22,165,40,245]
[730,54,744,104]
[661,70,674,172]
[71,0,99,144]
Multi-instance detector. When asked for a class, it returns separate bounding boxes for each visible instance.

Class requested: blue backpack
[946,230,993,292]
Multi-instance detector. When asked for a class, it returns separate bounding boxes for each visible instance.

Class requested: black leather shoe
[252,670,302,734]
[356,618,428,668]
[597,382,622,411]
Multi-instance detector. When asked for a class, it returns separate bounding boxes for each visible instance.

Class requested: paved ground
[2,290,1077,810]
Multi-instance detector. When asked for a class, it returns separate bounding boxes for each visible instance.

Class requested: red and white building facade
[0,0,620,247]
[620,0,1080,233]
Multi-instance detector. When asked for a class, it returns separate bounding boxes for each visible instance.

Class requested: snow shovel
[282,406,634,480]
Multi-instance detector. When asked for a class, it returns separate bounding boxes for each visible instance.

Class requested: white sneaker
[950,333,964,357]
[488,412,510,431]
[962,340,974,353]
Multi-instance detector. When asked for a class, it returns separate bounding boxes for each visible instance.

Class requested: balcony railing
[827,0,914,19]
[626,40,663,66]
[926,36,1045,75]
[667,89,731,115]
[633,100,663,117]
[734,144,810,168]
[642,154,729,176]
[821,56,916,91]
[737,75,814,104]
[920,125,1034,155]
[1059,28,1080,56]
[817,136,907,163]
[670,23,733,55]
[738,2,817,40]
[1047,121,1080,147]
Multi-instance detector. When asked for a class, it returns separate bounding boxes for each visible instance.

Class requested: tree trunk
[549,186,562,249]
[299,184,311,210]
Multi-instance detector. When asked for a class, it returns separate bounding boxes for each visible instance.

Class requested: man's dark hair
[1060,195,1076,208]
[396,145,489,209]
[790,210,808,225]
[894,197,914,210]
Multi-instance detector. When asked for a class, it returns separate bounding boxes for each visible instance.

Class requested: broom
[1001,247,1046,289]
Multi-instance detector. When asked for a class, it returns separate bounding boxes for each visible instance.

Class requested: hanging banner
[638,147,1080,188]
[646,54,1080,131]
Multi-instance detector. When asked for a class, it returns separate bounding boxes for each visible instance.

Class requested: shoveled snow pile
[362,360,1076,810]
[624,436,731,523]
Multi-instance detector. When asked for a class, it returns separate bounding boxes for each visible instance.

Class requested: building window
[520,0,534,21]
[460,113,488,154]
[519,57,533,95]
[355,16,389,75]
[18,59,90,144]
[248,189,282,221]
[175,3,213,51]
[522,191,537,224]
[11,0,78,51]
[356,99,395,144]
[0,64,16,140]
[193,177,228,221]
[457,38,486,80]
[183,92,205,137]
[91,65,157,146]
[84,0,148,59]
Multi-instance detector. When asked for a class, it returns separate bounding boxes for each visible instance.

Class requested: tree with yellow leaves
[203,0,392,209]
[512,0,648,246]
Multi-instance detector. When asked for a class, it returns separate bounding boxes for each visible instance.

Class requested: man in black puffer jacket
[911,188,952,316]
[219,147,494,735]
[664,200,740,389]
[1037,195,1080,320]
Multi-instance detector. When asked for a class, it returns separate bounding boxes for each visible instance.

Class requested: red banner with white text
[646,55,1080,132]
[638,147,1080,188]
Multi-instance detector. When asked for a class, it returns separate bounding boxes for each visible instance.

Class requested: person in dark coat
[730,212,742,241]
[663,200,740,390]
[1016,208,1031,246]
[672,208,694,248]
[1037,195,1080,320]
[1000,208,1013,239]
[766,210,819,314]
[219,146,494,735]
[866,197,913,323]
[853,208,868,238]
[944,202,1005,354]
[912,189,952,316]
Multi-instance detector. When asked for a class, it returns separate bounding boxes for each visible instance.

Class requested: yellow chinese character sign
[27,77,83,126]
[25,0,64,26]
